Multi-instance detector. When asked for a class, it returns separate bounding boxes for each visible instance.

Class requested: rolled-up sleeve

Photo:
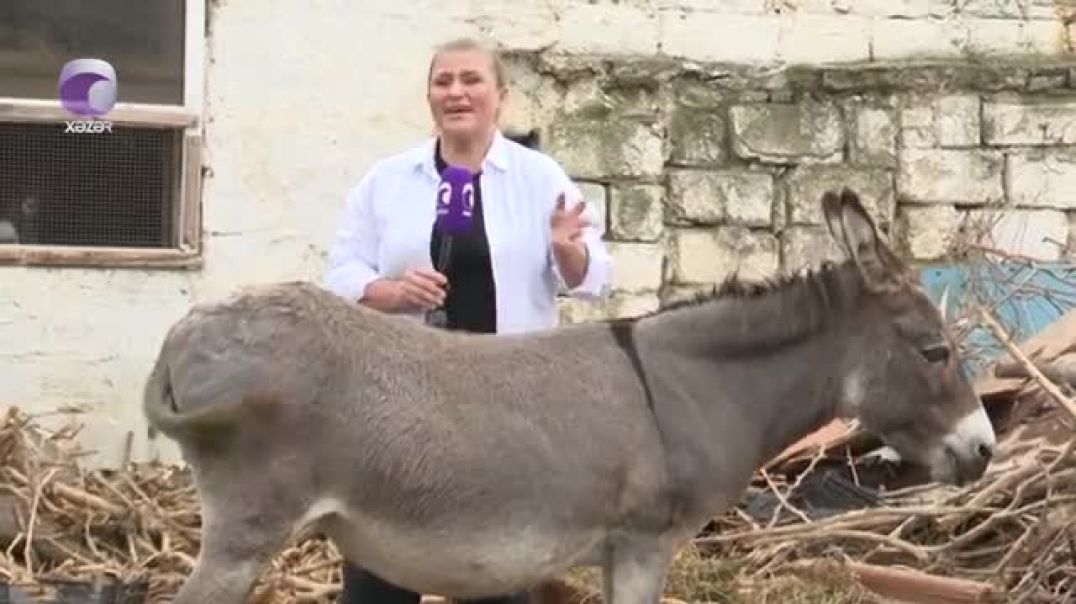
[324,174,381,303]
[549,172,613,299]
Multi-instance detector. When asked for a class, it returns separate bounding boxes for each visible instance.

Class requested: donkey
[144,189,996,604]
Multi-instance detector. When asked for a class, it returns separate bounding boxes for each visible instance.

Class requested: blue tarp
[918,260,1076,378]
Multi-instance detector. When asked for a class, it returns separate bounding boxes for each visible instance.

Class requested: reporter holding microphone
[322,37,613,604]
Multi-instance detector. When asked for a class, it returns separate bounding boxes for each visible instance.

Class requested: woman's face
[427,49,504,142]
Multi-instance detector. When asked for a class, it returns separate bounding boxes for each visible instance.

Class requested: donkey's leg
[171,499,294,604]
[601,537,676,604]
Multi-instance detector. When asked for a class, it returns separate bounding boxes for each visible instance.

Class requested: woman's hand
[396,268,448,310]
[362,269,447,312]
[550,193,589,248]
[550,193,591,289]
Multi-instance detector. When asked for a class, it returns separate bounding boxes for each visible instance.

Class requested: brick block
[852,106,898,166]
[546,120,665,179]
[785,165,895,228]
[668,108,727,166]
[1007,149,1076,210]
[898,149,1004,205]
[607,242,665,293]
[872,19,967,61]
[897,204,961,260]
[730,102,844,164]
[781,226,844,273]
[660,11,780,64]
[557,3,659,55]
[778,14,871,64]
[671,227,778,284]
[610,184,664,242]
[984,96,1076,145]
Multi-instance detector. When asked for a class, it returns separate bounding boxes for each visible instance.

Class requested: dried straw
[0,407,342,603]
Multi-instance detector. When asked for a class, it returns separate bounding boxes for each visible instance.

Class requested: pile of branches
[698,428,1076,603]
[0,407,343,603]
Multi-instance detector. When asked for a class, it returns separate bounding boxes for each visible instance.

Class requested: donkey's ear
[823,188,902,292]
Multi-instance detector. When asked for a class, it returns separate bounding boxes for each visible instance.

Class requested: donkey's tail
[142,355,249,441]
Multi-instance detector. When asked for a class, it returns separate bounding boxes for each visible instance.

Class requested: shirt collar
[413,129,510,180]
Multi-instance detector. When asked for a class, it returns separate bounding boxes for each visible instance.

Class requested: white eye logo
[462,183,474,217]
[438,182,452,208]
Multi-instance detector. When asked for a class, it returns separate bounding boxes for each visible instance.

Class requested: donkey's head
[822,189,996,486]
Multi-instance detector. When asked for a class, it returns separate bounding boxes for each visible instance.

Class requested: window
[0,0,205,268]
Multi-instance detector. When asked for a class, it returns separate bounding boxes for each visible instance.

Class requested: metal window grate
[0,122,182,248]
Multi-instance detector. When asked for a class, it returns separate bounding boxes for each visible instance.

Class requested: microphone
[427,165,475,328]
[434,165,475,272]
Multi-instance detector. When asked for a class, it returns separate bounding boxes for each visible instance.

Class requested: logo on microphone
[461,183,474,219]
[438,182,452,209]
[59,58,117,134]
[439,182,475,218]
[437,166,476,234]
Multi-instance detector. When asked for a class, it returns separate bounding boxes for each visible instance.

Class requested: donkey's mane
[610,259,861,357]
[657,259,849,314]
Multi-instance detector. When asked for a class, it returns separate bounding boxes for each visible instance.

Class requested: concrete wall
[3,0,1075,467]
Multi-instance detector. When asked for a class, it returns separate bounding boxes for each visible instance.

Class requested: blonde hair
[427,37,507,90]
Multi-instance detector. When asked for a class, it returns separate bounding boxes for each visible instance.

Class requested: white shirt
[323,131,613,334]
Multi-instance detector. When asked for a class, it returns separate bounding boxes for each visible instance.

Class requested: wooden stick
[51,483,125,516]
[995,358,1076,388]
[724,528,931,562]
[847,562,1002,603]
[695,504,996,545]
[979,308,1076,421]
[760,468,812,526]
[22,468,59,576]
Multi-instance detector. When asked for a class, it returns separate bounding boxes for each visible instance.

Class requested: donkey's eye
[920,342,950,364]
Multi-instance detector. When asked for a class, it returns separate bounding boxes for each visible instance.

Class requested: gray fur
[145,189,995,603]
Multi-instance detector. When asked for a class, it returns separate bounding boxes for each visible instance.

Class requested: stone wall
[475,1,1076,66]
[497,56,1076,323]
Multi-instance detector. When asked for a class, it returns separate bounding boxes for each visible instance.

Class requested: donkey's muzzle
[945,438,994,486]
[939,406,997,486]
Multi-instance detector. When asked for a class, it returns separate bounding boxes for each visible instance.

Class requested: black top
[429,141,497,334]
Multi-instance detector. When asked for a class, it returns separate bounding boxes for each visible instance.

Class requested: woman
[323,37,613,604]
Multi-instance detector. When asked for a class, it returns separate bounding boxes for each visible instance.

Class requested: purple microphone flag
[436,165,475,236]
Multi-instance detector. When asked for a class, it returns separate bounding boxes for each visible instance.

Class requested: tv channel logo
[59,58,117,133]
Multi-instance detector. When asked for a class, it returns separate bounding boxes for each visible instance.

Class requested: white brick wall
[511,1,1073,69]
[794,0,932,17]
[872,19,968,61]
[557,3,659,55]
[778,14,872,64]
[964,18,1065,57]
[660,11,781,64]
